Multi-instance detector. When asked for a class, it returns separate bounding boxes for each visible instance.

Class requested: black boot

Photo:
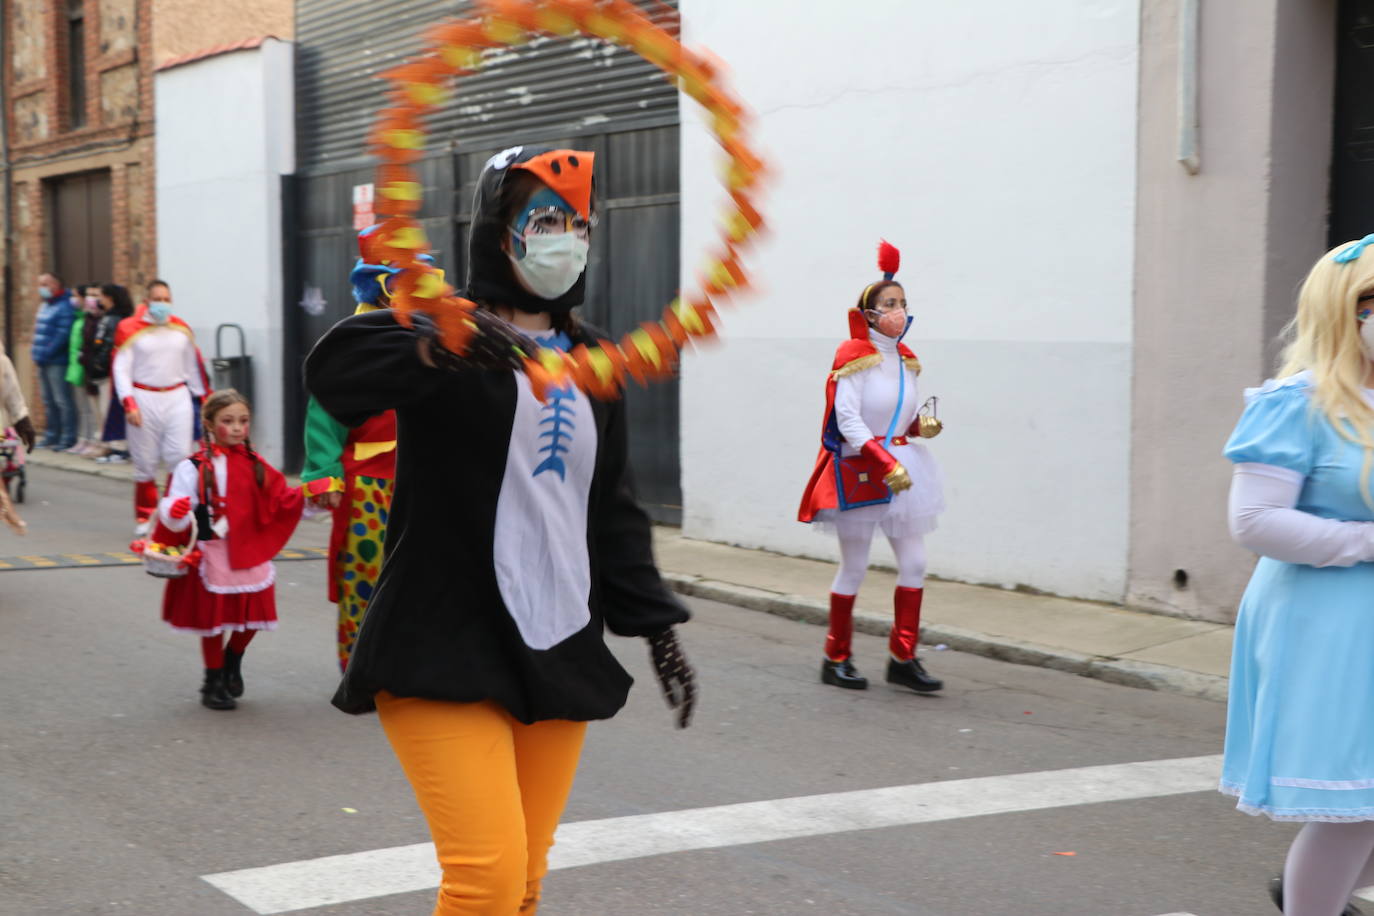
[886,657,943,693]
[1269,874,1364,914]
[820,658,868,690]
[223,648,245,698]
[200,668,237,710]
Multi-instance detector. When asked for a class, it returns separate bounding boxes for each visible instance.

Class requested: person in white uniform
[111,280,205,533]
[799,241,946,693]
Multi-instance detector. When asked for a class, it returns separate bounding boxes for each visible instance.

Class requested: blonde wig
[1277,240,1374,506]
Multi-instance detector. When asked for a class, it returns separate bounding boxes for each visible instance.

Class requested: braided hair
[201,389,265,488]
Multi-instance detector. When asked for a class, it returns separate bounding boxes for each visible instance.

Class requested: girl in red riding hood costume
[799,241,947,694]
[150,389,306,710]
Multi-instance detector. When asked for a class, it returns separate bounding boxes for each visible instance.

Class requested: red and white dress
[155,445,305,636]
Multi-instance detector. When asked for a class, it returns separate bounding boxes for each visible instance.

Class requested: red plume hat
[877,239,900,281]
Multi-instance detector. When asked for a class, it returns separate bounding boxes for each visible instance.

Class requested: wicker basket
[138,524,198,579]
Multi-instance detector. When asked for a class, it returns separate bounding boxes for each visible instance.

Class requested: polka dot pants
[336,475,393,672]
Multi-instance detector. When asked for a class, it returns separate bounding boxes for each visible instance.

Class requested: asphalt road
[0,467,1294,916]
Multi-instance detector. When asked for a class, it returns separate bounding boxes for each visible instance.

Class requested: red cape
[150,446,304,568]
[797,310,919,522]
[114,305,212,391]
[325,411,396,603]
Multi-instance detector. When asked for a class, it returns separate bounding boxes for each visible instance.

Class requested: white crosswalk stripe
[204,754,1222,914]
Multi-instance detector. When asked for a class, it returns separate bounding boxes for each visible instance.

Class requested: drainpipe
[1177,0,1202,175]
[1,6,13,355]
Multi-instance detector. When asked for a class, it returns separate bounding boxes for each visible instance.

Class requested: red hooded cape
[797,309,921,522]
[152,445,304,569]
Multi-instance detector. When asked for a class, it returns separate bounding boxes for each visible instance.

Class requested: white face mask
[510,233,589,300]
[1361,319,1374,363]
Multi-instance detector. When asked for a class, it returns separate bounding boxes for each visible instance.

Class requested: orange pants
[375,693,587,915]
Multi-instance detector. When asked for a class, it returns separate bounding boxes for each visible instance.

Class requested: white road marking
[203,754,1222,914]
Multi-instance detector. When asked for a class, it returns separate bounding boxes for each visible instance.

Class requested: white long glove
[1229,463,1374,566]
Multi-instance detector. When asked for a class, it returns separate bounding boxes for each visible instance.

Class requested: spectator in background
[31,272,77,449]
[86,284,133,462]
[63,283,99,455]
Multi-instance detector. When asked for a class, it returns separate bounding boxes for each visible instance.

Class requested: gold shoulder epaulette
[831,353,881,380]
[903,356,922,375]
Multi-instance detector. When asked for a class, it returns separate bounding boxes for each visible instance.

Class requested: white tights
[1283,821,1374,915]
[831,521,927,595]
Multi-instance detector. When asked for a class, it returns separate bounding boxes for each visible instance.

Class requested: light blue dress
[1222,372,1374,821]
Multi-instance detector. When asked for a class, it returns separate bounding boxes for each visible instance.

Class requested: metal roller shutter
[295,0,680,174]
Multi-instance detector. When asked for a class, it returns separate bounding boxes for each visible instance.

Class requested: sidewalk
[25,447,1232,702]
[651,529,1231,703]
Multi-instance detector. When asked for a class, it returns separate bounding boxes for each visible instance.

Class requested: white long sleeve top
[159,455,229,535]
[833,328,922,457]
[1228,462,1374,566]
[113,320,205,402]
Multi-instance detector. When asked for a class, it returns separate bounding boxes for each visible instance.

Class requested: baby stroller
[1,427,26,504]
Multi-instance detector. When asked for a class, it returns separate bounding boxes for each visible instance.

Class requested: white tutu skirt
[813,441,945,537]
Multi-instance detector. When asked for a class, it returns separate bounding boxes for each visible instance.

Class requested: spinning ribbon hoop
[369,0,766,400]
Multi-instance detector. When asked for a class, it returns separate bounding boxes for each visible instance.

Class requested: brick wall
[3,0,156,420]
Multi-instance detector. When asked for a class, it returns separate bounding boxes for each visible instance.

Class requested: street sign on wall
[351,183,374,231]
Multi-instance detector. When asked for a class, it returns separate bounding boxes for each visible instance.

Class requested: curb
[23,450,305,489]
[662,573,1229,704]
[23,450,136,483]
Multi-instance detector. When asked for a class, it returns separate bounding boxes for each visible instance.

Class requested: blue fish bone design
[533,386,577,481]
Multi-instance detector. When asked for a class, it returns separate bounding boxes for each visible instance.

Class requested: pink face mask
[867,308,908,339]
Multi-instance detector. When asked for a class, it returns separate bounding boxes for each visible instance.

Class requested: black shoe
[200,668,237,710]
[820,658,868,690]
[886,657,943,693]
[223,648,245,698]
[1269,875,1364,914]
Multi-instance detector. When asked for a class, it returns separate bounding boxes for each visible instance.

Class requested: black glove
[648,628,696,729]
[13,416,35,453]
[413,308,538,374]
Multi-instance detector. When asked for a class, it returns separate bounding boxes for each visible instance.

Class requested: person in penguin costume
[798,241,947,694]
[306,145,695,915]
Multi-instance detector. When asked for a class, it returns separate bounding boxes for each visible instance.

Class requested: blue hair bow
[1334,234,1374,264]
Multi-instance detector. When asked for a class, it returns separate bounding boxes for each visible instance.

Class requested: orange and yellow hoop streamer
[369,0,766,400]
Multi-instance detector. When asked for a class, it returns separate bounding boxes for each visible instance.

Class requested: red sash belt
[133,381,186,392]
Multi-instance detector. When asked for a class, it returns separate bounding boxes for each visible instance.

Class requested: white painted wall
[154,40,295,465]
[678,1,1139,601]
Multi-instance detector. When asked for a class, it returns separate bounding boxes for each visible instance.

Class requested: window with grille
[65,0,86,129]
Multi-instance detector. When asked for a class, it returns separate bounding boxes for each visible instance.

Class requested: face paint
[1358,296,1374,361]
[212,405,251,446]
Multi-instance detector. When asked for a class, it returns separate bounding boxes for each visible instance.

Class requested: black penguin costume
[306,145,689,722]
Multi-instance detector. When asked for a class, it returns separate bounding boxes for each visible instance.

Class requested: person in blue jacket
[30,271,77,449]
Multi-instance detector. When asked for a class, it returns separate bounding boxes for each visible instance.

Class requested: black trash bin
[212,323,253,404]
